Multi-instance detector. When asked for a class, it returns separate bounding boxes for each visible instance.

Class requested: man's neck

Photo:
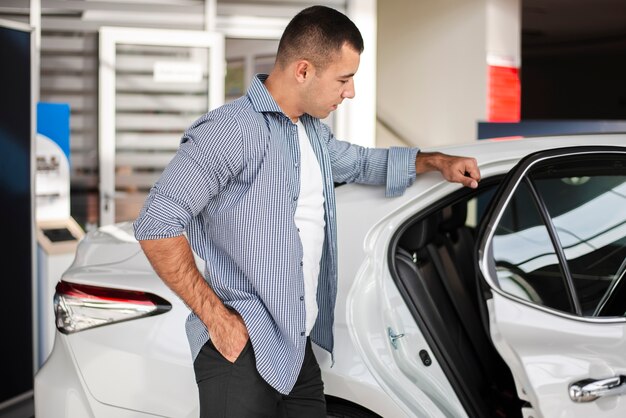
[264,72,302,123]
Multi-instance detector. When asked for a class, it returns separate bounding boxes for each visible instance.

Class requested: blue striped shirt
[133,74,419,394]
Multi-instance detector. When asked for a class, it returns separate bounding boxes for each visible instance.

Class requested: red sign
[488,65,520,122]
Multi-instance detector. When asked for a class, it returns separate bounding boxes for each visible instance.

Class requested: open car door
[476,146,626,418]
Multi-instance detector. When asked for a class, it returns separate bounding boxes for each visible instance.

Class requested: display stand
[35,218,84,367]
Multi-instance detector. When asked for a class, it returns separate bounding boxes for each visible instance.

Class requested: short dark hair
[275,5,364,71]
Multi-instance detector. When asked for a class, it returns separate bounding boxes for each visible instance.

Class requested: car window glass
[491,180,576,313]
[529,159,626,317]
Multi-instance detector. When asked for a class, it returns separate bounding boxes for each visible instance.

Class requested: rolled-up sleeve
[385,146,418,197]
[133,114,244,241]
[323,123,419,197]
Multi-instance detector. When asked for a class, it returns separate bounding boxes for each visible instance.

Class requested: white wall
[335,0,377,148]
[486,0,521,68]
[377,0,519,149]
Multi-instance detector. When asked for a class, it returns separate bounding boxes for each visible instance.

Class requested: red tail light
[54,281,172,334]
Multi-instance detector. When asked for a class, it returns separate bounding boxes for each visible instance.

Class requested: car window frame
[477,145,626,324]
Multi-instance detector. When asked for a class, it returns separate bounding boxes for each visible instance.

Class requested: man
[134,5,480,418]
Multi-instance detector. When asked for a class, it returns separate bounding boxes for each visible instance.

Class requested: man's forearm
[139,235,249,361]
[138,235,226,329]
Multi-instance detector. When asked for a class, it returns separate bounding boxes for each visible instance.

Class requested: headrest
[398,214,439,251]
[439,202,467,233]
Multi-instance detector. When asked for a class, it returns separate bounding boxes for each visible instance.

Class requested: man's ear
[294,60,312,83]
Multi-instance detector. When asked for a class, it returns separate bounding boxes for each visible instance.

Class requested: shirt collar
[247,74,285,114]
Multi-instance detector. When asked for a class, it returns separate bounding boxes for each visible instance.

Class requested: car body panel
[67,312,197,417]
[36,335,166,418]
[35,134,626,417]
[313,329,412,418]
[338,160,518,417]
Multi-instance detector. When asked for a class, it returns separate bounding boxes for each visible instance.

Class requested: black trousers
[193,337,326,418]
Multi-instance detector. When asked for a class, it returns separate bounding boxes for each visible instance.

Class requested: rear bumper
[34,333,161,418]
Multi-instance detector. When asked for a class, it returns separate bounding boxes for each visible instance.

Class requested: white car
[35,134,626,418]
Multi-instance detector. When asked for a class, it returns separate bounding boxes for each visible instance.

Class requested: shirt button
[300,261,303,266]
[300,296,304,301]
[300,332,305,336]
[294,162,299,167]
[293,196,298,201]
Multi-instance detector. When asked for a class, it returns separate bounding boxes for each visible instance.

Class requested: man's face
[301,43,360,120]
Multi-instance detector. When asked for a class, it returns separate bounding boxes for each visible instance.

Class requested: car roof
[334,133,626,237]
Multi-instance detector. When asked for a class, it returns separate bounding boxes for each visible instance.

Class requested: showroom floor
[0,395,34,418]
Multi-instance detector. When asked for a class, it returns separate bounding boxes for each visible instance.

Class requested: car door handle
[569,375,626,403]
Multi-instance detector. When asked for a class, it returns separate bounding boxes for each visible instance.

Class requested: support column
[377,0,520,147]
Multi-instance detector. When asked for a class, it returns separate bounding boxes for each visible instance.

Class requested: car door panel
[478,146,626,418]
[488,293,626,418]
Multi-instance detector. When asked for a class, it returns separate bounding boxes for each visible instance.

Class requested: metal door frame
[98,26,224,225]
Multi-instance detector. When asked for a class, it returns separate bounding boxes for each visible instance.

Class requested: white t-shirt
[294,120,326,335]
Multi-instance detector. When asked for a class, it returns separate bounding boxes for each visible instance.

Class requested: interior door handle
[569,375,626,403]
